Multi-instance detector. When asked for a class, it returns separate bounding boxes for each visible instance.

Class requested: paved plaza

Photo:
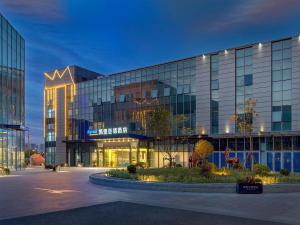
[0,201,289,225]
[0,167,299,224]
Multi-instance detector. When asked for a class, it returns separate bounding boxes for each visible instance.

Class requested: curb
[89,173,300,193]
[89,173,235,193]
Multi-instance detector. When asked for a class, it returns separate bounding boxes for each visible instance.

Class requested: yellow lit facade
[44,66,91,165]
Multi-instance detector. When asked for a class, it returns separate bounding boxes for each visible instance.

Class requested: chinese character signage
[87,127,128,136]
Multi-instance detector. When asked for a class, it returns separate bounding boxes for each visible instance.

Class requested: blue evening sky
[0,0,300,144]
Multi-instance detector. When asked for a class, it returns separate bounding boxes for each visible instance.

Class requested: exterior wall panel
[219,50,235,134]
[253,43,272,132]
[195,56,210,134]
[292,37,300,131]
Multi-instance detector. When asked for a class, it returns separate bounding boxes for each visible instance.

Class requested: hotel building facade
[44,35,300,172]
[0,13,25,170]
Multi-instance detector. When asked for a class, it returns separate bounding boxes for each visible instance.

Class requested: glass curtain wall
[45,88,56,165]
[68,58,197,167]
[210,54,219,134]
[271,39,292,131]
[235,47,253,131]
[0,14,25,170]
[210,135,300,172]
[70,58,197,140]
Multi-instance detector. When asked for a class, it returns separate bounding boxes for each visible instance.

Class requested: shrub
[208,162,216,172]
[0,167,10,175]
[135,162,146,169]
[254,164,270,176]
[127,164,137,173]
[175,164,182,168]
[107,169,138,180]
[280,168,290,176]
[237,176,262,184]
[45,164,54,170]
[200,163,212,177]
[233,163,244,171]
[53,165,61,172]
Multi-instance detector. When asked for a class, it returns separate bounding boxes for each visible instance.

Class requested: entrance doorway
[104,148,130,167]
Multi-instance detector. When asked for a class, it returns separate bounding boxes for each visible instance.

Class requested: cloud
[155,0,300,34]
[0,0,65,20]
[202,0,300,32]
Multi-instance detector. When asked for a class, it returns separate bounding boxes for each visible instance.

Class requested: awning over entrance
[65,133,152,143]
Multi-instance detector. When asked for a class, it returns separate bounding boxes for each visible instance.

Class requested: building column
[129,144,132,164]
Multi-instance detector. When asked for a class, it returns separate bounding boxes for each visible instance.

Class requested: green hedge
[0,167,10,176]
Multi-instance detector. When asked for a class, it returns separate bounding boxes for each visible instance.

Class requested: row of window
[211,151,300,172]
[211,136,300,151]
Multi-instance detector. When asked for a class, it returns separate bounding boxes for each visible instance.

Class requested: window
[211,80,219,90]
[46,132,55,142]
[272,111,281,122]
[282,69,291,80]
[151,89,158,98]
[282,137,292,150]
[244,74,253,86]
[119,94,125,102]
[164,87,170,96]
[47,109,55,118]
[272,81,281,91]
[47,124,54,130]
[293,153,300,173]
[293,137,300,150]
[236,76,244,86]
[110,96,115,103]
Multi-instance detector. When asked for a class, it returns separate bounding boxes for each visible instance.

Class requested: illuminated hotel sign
[87,127,128,136]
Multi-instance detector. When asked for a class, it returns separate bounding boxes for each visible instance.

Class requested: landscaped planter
[236,182,263,194]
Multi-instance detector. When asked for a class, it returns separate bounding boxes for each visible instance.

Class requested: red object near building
[30,153,45,166]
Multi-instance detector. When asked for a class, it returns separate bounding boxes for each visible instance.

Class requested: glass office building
[44,35,300,172]
[0,14,25,170]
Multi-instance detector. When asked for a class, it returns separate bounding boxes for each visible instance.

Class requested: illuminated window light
[260,124,265,132]
[225,126,230,134]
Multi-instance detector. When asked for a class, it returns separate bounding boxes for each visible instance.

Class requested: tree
[149,107,175,167]
[175,114,194,137]
[231,98,258,171]
[194,139,214,166]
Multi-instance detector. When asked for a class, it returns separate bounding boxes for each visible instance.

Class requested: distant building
[44,36,300,172]
[0,13,25,170]
[39,143,45,152]
[25,143,39,151]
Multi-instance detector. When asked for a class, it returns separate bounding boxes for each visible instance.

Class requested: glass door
[104,148,130,167]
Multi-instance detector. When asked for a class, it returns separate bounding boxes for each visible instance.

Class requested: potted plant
[236,176,263,194]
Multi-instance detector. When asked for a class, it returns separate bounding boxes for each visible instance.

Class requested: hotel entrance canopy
[65,133,152,143]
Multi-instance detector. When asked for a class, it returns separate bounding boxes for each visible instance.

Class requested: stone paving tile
[0,201,289,225]
[1,167,300,224]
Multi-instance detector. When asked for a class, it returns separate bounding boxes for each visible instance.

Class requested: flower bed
[106,167,300,184]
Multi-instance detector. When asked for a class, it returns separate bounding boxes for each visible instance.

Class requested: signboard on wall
[87,127,128,136]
